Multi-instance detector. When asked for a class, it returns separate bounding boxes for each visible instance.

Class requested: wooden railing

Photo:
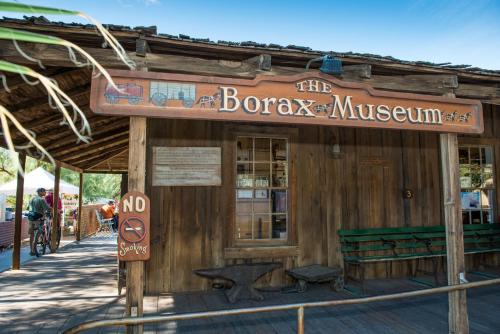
[63,277,500,334]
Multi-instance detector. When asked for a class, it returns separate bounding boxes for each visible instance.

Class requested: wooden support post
[126,117,147,334]
[50,164,61,252]
[121,173,128,197]
[76,172,83,242]
[440,132,469,334]
[12,153,26,270]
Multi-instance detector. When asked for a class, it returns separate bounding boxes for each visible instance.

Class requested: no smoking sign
[118,191,150,261]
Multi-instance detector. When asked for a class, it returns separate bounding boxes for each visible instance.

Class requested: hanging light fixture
[306,53,343,76]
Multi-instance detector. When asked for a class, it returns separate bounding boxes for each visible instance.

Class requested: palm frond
[0,105,55,176]
[0,1,135,69]
[0,27,120,91]
[0,60,91,143]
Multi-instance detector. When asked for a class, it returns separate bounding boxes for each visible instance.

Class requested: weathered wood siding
[145,103,500,293]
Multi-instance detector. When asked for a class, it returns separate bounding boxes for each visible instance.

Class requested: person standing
[28,188,50,256]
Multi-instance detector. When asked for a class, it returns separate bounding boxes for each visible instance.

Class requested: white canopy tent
[0,167,79,196]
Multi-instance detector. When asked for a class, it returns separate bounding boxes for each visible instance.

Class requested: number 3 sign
[118,191,150,261]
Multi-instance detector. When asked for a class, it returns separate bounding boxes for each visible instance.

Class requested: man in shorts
[28,188,50,255]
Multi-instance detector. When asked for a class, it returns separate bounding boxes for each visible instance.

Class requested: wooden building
[1,17,500,333]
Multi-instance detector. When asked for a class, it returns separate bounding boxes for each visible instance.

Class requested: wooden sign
[118,191,150,261]
[91,70,483,134]
[152,147,221,186]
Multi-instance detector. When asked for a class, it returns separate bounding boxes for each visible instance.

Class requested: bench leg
[414,258,420,277]
[432,257,439,286]
[407,260,414,277]
[360,264,366,295]
[344,261,349,285]
[385,261,393,278]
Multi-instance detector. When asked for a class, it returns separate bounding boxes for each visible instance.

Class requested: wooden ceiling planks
[0,31,131,172]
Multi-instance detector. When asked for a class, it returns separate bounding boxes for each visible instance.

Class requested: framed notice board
[152,147,222,186]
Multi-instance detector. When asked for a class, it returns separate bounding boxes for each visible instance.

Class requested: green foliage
[0,27,63,45]
[0,148,122,205]
[82,173,122,203]
[0,2,78,15]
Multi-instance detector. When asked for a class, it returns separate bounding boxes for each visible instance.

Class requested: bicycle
[33,214,61,257]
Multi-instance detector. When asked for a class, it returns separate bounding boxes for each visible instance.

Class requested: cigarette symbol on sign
[119,217,146,243]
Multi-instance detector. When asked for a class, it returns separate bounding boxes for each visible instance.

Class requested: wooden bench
[338,223,500,292]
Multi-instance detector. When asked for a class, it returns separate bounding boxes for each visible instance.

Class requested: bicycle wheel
[34,229,46,257]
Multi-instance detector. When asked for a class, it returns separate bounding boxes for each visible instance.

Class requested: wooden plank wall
[145,103,499,293]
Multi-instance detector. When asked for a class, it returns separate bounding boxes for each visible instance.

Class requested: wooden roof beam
[6,84,90,113]
[1,41,498,102]
[83,147,128,170]
[51,125,129,158]
[9,113,102,147]
[61,134,129,163]
[71,142,129,168]
[46,118,129,151]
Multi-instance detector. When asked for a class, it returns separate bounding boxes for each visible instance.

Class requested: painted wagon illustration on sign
[149,81,196,108]
[104,83,144,105]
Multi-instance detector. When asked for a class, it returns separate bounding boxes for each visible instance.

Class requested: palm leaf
[0,27,120,91]
[0,26,61,45]
[0,60,91,143]
[0,2,78,15]
[0,1,135,69]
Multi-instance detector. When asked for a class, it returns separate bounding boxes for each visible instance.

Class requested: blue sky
[4,0,500,69]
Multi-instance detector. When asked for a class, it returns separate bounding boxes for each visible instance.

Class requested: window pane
[237,163,253,187]
[255,138,270,161]
[272,189,287,213]
[254,214,271,239]
[235,135,289,241]
[470,168,482,188]
[462,211,471,225]
[237,137,253,162]
[459,145,495,225]
[484,147,494,167]
[471,210,482,224]
[236,190,253,214]
[272,215,287,239]
[470,147,480,164]
[255,163,270,187]
[254,190,271,214]
[461,191,480,209]
[272,139,287,161]
[482,167,494,188]
[484,210,493,224]
[272,162,288,187]
[480,189,494,209]
[459,148,468,164]
[236,215,252,239]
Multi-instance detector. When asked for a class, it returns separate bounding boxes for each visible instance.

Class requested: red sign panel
[90,70,483,134]
[118,191,150,261]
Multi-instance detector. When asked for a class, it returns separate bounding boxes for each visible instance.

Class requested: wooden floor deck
[1,234,499,333]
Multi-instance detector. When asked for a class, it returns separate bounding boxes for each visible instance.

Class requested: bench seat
[338,223,500,292]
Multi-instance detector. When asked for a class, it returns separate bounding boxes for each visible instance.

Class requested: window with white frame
[235,136,288,242]
[459,146,495,224]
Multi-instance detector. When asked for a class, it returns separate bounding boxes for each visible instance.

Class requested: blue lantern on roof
[306,54,343,76]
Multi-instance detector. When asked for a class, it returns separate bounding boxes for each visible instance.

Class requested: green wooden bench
[338,223,500,292]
